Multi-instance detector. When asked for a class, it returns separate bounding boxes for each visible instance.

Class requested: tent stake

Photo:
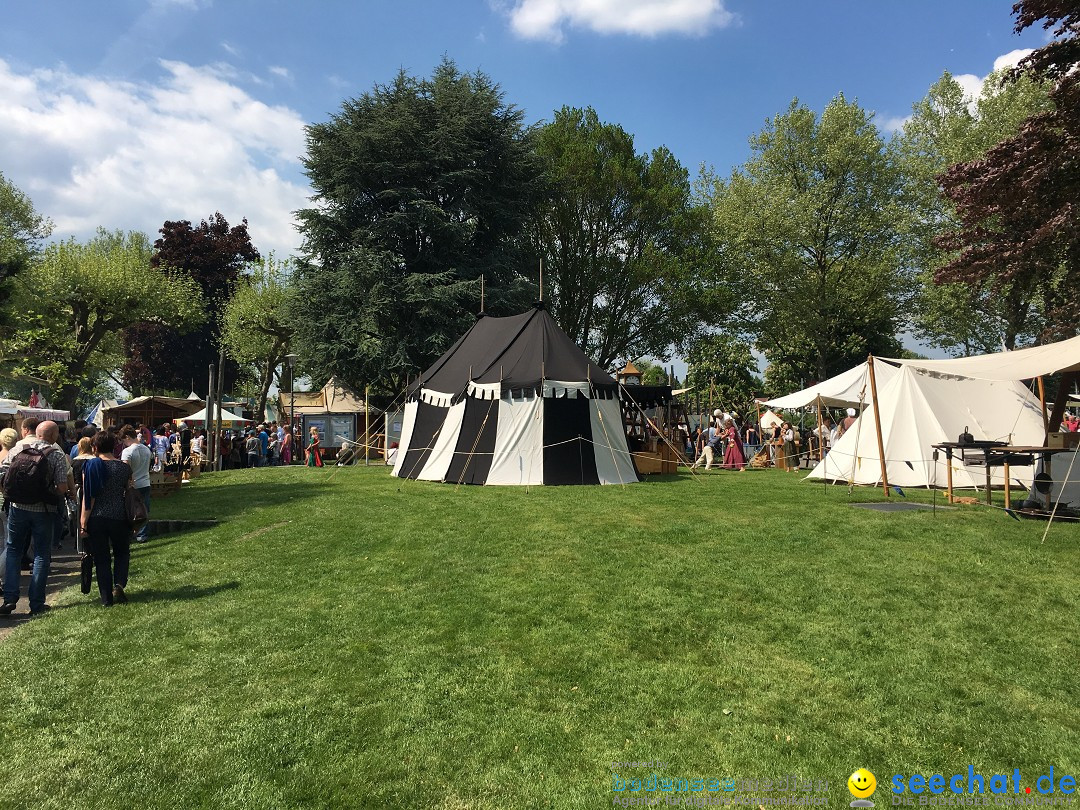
[867,354,890,498]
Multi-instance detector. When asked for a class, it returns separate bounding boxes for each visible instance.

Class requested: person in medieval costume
[306,427,323,468]
[721,418,745,470]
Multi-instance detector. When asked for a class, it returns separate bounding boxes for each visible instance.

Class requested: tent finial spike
[539,257,543,303]
[480,274,485,314]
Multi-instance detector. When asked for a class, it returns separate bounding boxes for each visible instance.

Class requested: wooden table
[934,443,1075,508]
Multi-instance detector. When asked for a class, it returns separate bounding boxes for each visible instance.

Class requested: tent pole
[207,368,216,472]
[1037,376,1049,441]
[364,385,370,466]
[816,394,826,493]
[867,354,890,497]
[1048,371,1077,434]
[215,345,225,471]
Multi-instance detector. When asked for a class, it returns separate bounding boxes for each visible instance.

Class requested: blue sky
[0,0,1047,262]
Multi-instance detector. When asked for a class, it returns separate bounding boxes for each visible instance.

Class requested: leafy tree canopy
[685,333,762,413]
[706,95,909,389]
[122,213,260,395]
[529,106,713,368]
[895,70,1052,353]
[0,171,52,308]
[296,58,542,392]
[222,254,297,420]
[2,229,203,412]
[935,0,1080,347]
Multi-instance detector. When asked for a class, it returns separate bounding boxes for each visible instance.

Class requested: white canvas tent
[807,365,1046,489]
[764,361,901,410]
[885,337,1080,507]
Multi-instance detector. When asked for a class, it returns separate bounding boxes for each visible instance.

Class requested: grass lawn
[1,466,1077,810]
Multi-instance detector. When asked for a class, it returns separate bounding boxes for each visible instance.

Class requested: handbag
[125,486,148,531]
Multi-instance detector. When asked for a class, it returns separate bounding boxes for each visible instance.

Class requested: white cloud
[0,58,310,258]
[505,0,734,43]
[879,115,910,135]
[953,48,1034,104]
[268,65,292,81]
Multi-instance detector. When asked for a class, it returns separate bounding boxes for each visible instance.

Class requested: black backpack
[2,447,57,506]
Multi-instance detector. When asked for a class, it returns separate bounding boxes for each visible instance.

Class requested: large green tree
[295,58,542,392]
[706,96,910,387]
[528,106,710,368]
[0,172,52,310]
[684,333,761,413]
[122,213,260,395]
[935,0,1080,348]
[221,255,297,420]
[2,229,203,412]
[895,70,1052,353]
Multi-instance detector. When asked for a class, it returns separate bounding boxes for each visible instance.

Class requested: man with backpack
[0,421,70,616]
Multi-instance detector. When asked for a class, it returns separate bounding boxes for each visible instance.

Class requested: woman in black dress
[80,431,134,606]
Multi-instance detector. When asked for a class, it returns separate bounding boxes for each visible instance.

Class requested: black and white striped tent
[392,304,639,485]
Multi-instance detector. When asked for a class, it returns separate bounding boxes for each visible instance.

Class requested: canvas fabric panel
[543,396,599,486]
[391,401,418,477]
[397,400,447,480]
[808,366,1044,488]
[416,400,466,482]
[486,394,544,486]
[444,396,500,485]
[589,395,637,484]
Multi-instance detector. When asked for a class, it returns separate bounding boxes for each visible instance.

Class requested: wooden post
[1037,376,1049,441]
[215,345,225,470]
[1004,463,1011,510]
[816,394,827,492]
[364,385,370,466]
[867,355,890,497]
[1047,371,1078,433]
[945,448,954,504]
[206,366,215,471]
[814,394,825,464]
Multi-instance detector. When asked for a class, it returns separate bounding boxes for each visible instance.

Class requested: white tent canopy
[759,409,783,430]
[807,365,1046,489]
[884,333,1080,381]
[177,406,249,425]
[765,360,901,410]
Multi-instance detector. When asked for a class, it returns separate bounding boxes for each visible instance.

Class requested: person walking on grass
[0,421,70,616]
[80,432,133,607]
[120,425,152,543]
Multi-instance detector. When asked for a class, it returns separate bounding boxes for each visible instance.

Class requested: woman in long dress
[280,427,293,465]
[306,427,323,468]
[721,418,745,470]
[781,422,799,471]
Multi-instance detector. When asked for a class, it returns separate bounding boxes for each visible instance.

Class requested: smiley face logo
[848,768,877,799]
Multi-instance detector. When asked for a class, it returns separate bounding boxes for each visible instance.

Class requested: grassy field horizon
[1,466,1077,809]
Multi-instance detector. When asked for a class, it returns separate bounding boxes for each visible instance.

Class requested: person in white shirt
[120,425,153,543]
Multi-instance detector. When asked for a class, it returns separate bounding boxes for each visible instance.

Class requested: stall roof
[284,377,381,415]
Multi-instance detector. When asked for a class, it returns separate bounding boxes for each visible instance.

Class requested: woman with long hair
[306,426,323,468]
[280,425,293,465]
[721,418,746,470]
[80,431,133,606]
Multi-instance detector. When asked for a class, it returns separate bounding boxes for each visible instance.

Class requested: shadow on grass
[134,580,241,603]
[151,476,332,522]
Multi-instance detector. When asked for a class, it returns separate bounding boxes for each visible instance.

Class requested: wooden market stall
[279,377,383,462]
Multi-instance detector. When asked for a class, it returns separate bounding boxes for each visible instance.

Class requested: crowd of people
[685,406,867,472]
[0,415,335,618]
